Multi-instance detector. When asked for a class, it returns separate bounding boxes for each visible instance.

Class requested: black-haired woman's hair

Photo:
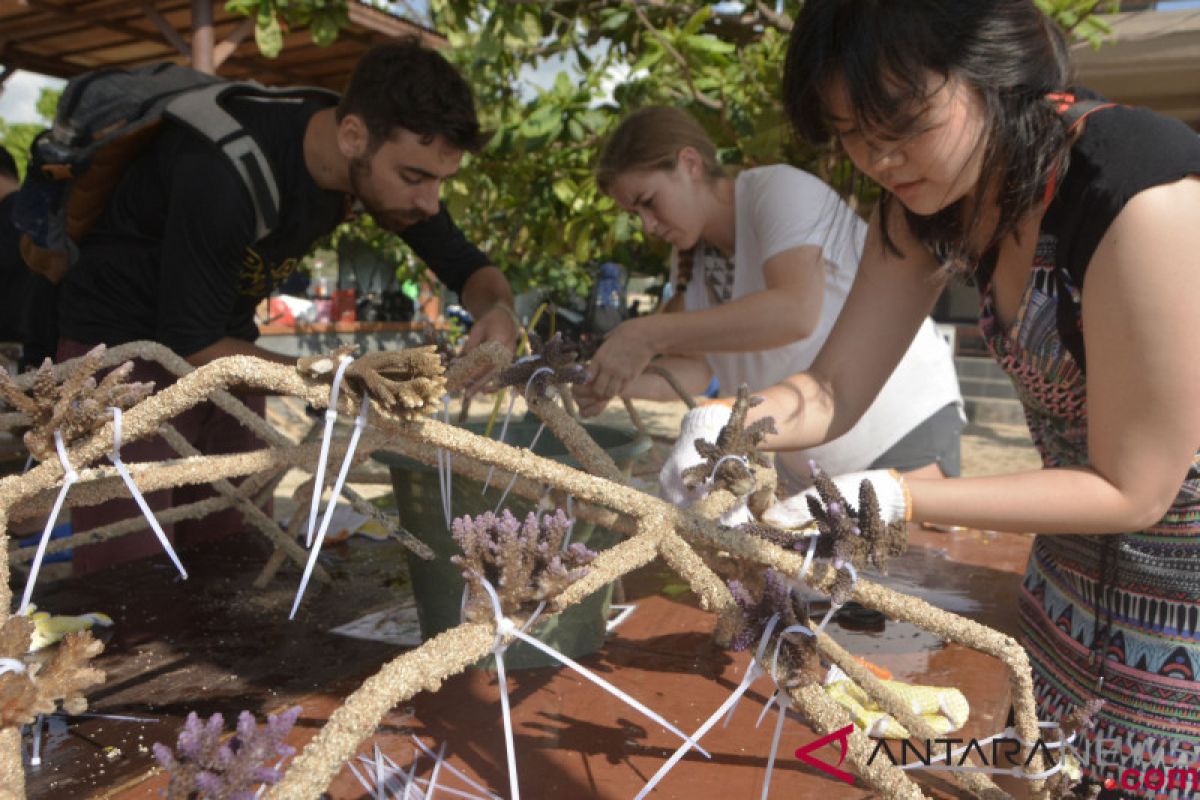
[338,37,491,154]
[782,0,1072,275]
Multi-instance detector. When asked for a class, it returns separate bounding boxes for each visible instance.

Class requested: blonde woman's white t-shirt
[674,165,963,478]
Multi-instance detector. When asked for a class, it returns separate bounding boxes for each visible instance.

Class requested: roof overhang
[1072,8,1200,129]
[0,0,445,90]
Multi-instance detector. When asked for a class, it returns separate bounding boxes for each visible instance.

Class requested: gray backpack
[12,62,337,282]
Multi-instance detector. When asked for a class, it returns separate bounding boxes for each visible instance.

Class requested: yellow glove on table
[823,664,969,739]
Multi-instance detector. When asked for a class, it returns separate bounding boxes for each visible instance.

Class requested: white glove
[761,468,910,530]
[658,405,751,526]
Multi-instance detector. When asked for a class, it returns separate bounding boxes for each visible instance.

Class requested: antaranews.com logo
[792,724,1162,793]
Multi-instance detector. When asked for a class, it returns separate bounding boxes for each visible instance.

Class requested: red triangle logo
[794,724,856,785]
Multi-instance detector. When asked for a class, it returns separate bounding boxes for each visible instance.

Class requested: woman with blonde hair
[579,105,963,498]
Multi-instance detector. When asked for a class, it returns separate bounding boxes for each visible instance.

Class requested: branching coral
[152,705,302,800]
[0,344,154,460]
[0,615,105,728]
[496,333,588,399]
[295,345,444,418]
[727,570,822,689]
[451,510,596,623]
[680,386,776,499]
[805,467,908,580]
[738,467,907,606]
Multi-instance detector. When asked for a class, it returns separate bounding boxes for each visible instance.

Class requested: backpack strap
[164,83,338,242]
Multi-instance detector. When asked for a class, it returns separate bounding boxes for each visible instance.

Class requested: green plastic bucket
[374,419,651,669]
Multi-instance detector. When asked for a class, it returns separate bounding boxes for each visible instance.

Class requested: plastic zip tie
[706,455,749,483]
[638,616,780,800]
[19,430,79,615]
[307,355,353,548]
[493,423,545,513]
[108,407,187,579]
[290,394,370,619]
[411,736,501,800]
[482,390,516,493]
[475,578,520,800]
[437,397,453,529]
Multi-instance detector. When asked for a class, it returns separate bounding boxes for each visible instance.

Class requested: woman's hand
[761,469,911,529]
[572,381,615,418]
[585,317,659,401]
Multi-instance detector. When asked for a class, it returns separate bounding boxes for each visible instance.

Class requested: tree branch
[629,1,723,110]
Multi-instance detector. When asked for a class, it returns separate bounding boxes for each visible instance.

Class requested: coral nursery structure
[0,341,1052,799]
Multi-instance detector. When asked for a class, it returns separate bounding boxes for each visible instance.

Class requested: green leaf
[600,8,629,31]
[310,13,340,47]
[255,12,284,59]
[683,34,735,55]
[553,70,573,96]
[551,177,577,205]
[226,0,257,16]
[567,117,585,142]
[519,105,562,139]
[682,5,712,35]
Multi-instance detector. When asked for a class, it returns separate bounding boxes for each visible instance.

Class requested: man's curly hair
[337,37,491,154]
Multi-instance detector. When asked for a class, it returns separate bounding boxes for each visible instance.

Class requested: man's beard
[348,155,429,231]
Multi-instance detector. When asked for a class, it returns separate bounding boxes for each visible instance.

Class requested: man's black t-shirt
[58,94,490,357]
[0,193,25,342]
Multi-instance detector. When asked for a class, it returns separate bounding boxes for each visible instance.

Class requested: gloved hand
[658,404,752,526]
[761,468,910,530]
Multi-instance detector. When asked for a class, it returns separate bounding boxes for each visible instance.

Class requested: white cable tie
[482,390,517,494]
[707,454,749,484]
[502,618,711,758]
[798,533,819,581]
[346,760,374,794]
[19,431,79,615]
[438,397,453,529]
[307,355,353,548]
[290,394,370,620]
[0,658,26,675]
[523,366,556,400]
[30,713,44,767]
[108,408,187,579]
[636,621,773,800]
[478,575,711,787]
[564,495,576,548]
[755,689,780,729]
[410,736,502,800]
[412,778,492,800]
[750,620,816,800]
[475,578,521,800]
[402,744,419,799]
[426,741,447,800]
[722,614,783,728]
[813,603,840,637]
[761,692,789,800]
[494,423,545,513]
[813,562,859,637]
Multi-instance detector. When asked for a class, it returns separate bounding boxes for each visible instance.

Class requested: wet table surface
[14,524,1035,800]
